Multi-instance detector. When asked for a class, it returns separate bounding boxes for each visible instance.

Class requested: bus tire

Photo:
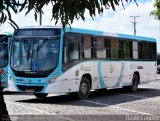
[34,93,48,99]
[77,77,91,99]
[123,74,139,92]
[131,74,139,92]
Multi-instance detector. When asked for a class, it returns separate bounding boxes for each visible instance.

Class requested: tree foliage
[0,0,137,29]
[151,0,160,20]
[0,0,19,29]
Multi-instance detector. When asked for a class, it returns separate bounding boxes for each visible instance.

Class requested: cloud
[72,0,160,52]
[72,0,157,35]
[0,0,160,52]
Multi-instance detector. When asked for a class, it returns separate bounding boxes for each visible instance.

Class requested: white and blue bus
[8,26,157,99]
[0,32,12,91]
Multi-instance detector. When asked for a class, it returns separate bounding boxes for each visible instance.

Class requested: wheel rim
[80,82,88,95]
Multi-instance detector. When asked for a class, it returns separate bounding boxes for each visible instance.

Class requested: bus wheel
[77,77,91,99]
[34,93,48,99]
[131,74,139,92]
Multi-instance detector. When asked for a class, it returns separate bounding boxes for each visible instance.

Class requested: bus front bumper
[9,81,62,94]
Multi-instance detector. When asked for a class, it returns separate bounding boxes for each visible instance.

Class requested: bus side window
[63,33,80,71]
[129,41,133,59]
[152,43,156,60]
[143,42,149,59]
[111,39,119,59]
[63,41,69,64]
[82,36,92,59]
[138,42,143,59]
[133,41,138,59]
[123,40,130,59]
[69,42,79,60]
[105,38,111,58]
[96,37,106,59]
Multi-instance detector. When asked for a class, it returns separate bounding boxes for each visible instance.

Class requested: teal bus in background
[0,32,12,91]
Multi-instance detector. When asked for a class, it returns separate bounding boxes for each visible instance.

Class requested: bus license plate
[25,89,34,92]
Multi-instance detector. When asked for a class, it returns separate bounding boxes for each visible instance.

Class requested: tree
[151,0,160,20]
[0,0,19,29]
[0,0,137,29]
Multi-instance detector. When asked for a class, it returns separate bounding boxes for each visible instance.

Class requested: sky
[0,0,160,52]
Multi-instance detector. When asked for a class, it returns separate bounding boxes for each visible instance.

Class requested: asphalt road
[3,79,160,121]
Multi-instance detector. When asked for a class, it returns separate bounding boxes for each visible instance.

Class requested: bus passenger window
[105,39,111,58]
[96,37,106,59]
[63,33,80,71]
[129,41,133,59]
[123,41,130,59]
[82,36,92,59]
[63,41,69,64]
[138,42,143,59]
[133,41,138,59]
[69,42,79,60]
[152,43,157,60]
[143,42,150,59]
[111,39,119,58]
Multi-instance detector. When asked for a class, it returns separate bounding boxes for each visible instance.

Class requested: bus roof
[17,26,156,42]
[19,26,61,29]
[65,27,156,42]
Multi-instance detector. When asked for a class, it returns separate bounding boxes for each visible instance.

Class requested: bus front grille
[17,85,44,92]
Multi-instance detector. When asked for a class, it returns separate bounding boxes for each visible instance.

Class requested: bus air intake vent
[17,85,44,92]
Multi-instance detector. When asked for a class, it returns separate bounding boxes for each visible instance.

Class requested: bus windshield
[11,37,60,72]
[0,35,8,68]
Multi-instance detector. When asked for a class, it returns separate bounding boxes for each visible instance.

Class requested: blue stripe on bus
[98,62,106,88]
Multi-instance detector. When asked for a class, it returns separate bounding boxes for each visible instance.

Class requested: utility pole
[130,16,140,36]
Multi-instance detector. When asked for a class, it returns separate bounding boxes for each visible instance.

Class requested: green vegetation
[151,0,160,20]
[0,0,137,29]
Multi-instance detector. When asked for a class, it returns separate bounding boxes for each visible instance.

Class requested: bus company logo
[137,66,143,69]
[109,65,113,73]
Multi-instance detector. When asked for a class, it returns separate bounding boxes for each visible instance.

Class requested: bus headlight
[9,75,14,82]
[48,75,58,84]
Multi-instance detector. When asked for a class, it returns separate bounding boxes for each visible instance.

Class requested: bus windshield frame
[10,28,61,77]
